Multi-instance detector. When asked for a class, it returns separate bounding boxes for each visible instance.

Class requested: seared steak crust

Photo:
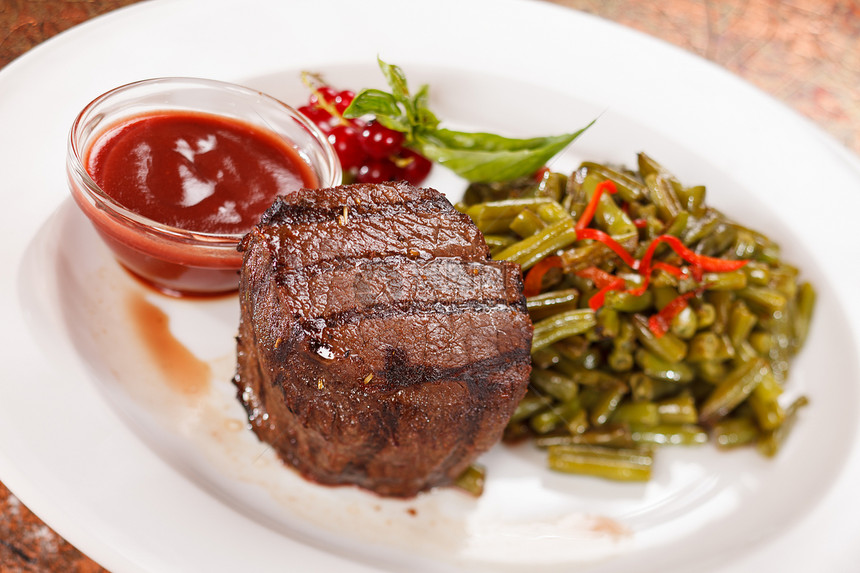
[233,181,533,497]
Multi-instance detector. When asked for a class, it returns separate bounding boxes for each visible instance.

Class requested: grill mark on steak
[259,181,457,222]
[259,196,457,226]
[275,256,525,333]
[378,346,531,394]
[300,299,525,332]
[248,213,490,266]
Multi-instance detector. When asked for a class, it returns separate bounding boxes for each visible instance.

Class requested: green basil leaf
[377,57,410,102]
[412,84,440,132]
[415,122,593,182]
[373,115,412,133]
[342,88,401,120]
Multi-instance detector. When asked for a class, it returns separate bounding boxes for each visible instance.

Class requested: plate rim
[2,0,860,571]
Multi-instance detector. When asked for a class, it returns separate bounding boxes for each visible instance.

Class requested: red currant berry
[399,149,433,185]
[359,120,405,159]
[327,124,366,170]
[333,90,356,114]
[356,158,398,183]
[298,104,335,130]
[308,85,338,107]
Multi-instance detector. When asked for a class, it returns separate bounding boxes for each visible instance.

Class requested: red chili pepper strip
[576,227,637,268]
[651,261,685,279]
[576,266,626,310]
[639,235,748,276]
[649,292,696,337]
[522,255,563,297]
[575,180,618,231]
[588,278,626,311]
[588,278,627,311]
[627,280,650,298]
[576,265,620,288]
[633,218,648,229]
[689,265,704,282]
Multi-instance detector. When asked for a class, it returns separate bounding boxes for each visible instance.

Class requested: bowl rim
[66,76,341,246]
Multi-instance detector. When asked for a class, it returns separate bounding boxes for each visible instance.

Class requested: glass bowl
[66,77,341,296]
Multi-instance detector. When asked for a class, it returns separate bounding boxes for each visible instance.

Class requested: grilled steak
[233,181,533,497]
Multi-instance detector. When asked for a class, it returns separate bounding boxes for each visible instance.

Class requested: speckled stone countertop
[1,0,857,570]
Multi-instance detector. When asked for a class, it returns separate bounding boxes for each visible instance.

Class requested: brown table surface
[1,0,858,570]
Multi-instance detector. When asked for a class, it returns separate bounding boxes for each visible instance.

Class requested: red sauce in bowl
[86,111,318,234]
[68,78,340,298]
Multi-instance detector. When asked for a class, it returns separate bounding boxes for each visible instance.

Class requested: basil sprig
[343,58,594,183]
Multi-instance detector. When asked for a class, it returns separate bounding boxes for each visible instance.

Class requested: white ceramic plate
[2,0,860,571]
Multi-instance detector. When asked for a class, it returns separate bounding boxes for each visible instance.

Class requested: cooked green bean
[644,173,683,222]
[595,307,620,340]
[564,407,590,435]
[738,286,788,315]
[746,366,784,430]
[509,208,546,238]
[697,222,738,257]
[535,425,633,448]
[535,201,571,224]
[466,197,554,233]
[664,211,690,238]
[760,309,793,382]
[670,305,699,340]
[694,302,716,329]
[628,372,656,403]
[589,383,628,426]
[677,184,706,216]
[687,331,721,362]
[531,346,560,369]
[611,402,660,426]
[494,217,578,270]
[632,314,688,363]
[757,396,809,457]
[699,358,767,425]
[743,262,771,286]
[530,397,583,434]
[629,423,708,446]
[474,155,814,484]
[793,281,816,347]
[635,348,696,383]
[581,173,638,237]
[579,161,647,203]
[706,290,732,335]
[748,389,784,431]
[770,264,799,299]
[604,289,654,312]
[704,270,748,291]
[607,346,634,372]
[509,392,552,423]
[748,331,773,355]
[531,368,578,402]
[653,286,679,310]
[531,309,597,352]
[727,301,758,350]
[553,357,620,386]
[713,417,760,449]
[454,464,486,497]
[534,169,567,202]
[683,209,722,245]
[527,289,580,321]
[657,393,699,424]
[482,234,517,253]
[547,444,653,481]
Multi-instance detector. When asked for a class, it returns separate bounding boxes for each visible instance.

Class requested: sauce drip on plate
[126,291,211,396]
